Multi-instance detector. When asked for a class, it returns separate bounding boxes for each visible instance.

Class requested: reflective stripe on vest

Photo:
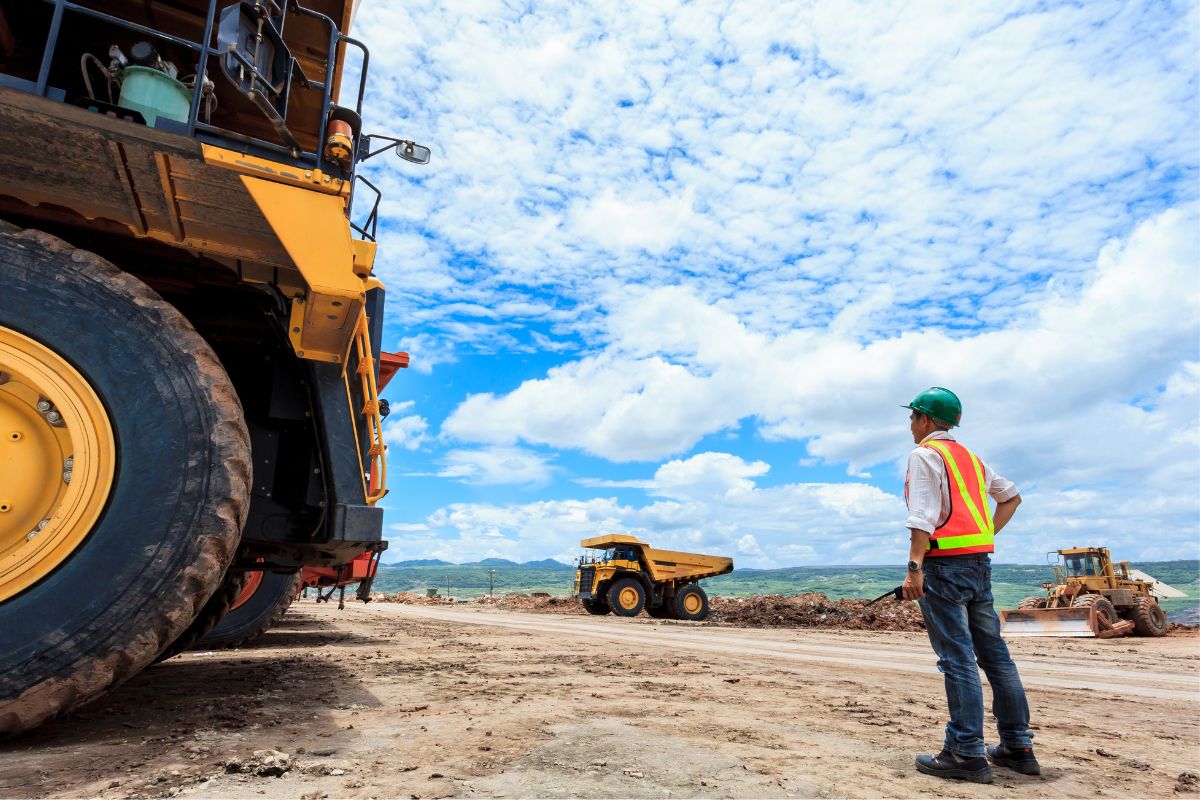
[919,439,995,556]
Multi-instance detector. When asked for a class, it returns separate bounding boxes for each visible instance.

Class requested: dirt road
[2,600,1198,799]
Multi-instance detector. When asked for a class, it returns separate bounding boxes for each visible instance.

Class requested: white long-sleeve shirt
[904,431,1019,534]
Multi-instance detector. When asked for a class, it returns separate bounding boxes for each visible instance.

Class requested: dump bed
[639,547,733,582]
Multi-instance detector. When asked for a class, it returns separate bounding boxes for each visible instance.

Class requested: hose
[80,53,114,103]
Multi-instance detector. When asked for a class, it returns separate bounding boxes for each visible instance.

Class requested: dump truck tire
[673,584,710,621]
[1017,596,1047,609]
[582,599,611,615]
[1132,596,1168,637]
[647,603,674,619]
[155,567,250,661]
[0,227,250,736]
[607,577,645,617]
[195,571,301,649]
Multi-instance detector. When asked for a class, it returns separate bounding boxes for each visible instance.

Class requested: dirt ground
[2,599,1198,800]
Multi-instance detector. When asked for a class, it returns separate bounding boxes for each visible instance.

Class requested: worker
[901,387,1039,783]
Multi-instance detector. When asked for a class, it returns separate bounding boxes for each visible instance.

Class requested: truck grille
[577,566,596,596]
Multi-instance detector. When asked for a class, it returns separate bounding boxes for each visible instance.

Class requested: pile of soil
[374,590,927,630]
[491,594,584,614]
[374,591,448,605]
[707,593,926,632]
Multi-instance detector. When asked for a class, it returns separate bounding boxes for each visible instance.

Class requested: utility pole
[444,574,450,603]
[488,568,496,600]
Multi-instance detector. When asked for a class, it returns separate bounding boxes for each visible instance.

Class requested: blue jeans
[918,554,1034,758]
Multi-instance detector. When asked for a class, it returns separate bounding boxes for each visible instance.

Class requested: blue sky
[348,1,1199,567]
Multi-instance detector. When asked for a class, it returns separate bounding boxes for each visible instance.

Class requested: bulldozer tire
[607,577,646,617]
[0,227,250,736]
[1132,596,1168,637]
[154,567,250,661]
[1071,594,1117,634]
[582,599,611,616]
[673,584,710,621]
[194,571,302,650]
[1017,596,1048,610]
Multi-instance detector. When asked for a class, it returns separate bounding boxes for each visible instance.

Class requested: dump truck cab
[573,533,732,621]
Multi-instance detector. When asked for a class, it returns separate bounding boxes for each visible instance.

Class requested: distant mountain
[386,559,453,567]
[521,558,573,569]
[473,558,520,567]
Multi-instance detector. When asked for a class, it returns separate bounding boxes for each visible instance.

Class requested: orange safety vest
[905,439,995,557]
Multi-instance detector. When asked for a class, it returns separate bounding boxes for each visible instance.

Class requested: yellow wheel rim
[0,327,115,602]
[618,586,640,610]
[683,593,702,614]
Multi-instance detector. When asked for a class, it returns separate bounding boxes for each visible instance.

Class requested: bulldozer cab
[1054,547,1117,589]
[1062,552,1101,577]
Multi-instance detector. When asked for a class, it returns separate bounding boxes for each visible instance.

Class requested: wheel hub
[0,327,115,602]
[619,586,639,609]
[683,593,702,614]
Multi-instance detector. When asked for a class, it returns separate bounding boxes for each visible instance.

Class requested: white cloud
[386,451,906,567]
[444,208,1199,476]
[358,1,1197,354]
[382,405,429,451]
[433,446,554,487]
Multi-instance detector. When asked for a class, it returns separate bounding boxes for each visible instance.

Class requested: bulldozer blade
[1000,607,1099,638]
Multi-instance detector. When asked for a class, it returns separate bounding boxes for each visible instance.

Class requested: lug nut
[26,530,38,541]
[45,410,62,425]
[63,470,72,484]
[36,400,52,413]
[38,518,49,529]
[64,457,74,470]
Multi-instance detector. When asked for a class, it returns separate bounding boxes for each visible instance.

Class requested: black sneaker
[987,743,1041,775]
[915,750,994,783]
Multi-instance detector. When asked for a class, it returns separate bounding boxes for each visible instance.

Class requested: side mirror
[396,140,431,165]
[360,134,431,165]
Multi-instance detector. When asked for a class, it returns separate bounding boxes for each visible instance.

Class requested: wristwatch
[907,560,922,572]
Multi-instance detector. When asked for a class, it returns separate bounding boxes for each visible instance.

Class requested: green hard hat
[904,387,962,427]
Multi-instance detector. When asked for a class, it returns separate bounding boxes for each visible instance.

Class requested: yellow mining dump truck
[0,0,428,734]
[573,534,733,621]
[1000,547,1170,639]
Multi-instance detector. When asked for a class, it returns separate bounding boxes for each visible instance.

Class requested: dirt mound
[491,594,585,614]
[708,593,926,631]
[374,591,446,605]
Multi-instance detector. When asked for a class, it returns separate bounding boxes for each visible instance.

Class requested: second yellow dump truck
[573,534,733,620]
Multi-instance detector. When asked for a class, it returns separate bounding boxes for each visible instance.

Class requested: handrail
[351,314,387,504]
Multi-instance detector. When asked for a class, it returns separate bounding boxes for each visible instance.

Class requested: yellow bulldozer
[1000,547,1171,639]
[0,0,427,735]
[573,534,733,621]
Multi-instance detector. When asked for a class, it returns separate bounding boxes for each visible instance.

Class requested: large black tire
[582,598,611,616]
[1131,596,1168,637]
[195,571,301,649]
[673,584,710,621]
[1017,596,1048,610]
[0,227,250,735]
[155,567,250,660]
[647,602,674,619]
[607,577,646,617]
